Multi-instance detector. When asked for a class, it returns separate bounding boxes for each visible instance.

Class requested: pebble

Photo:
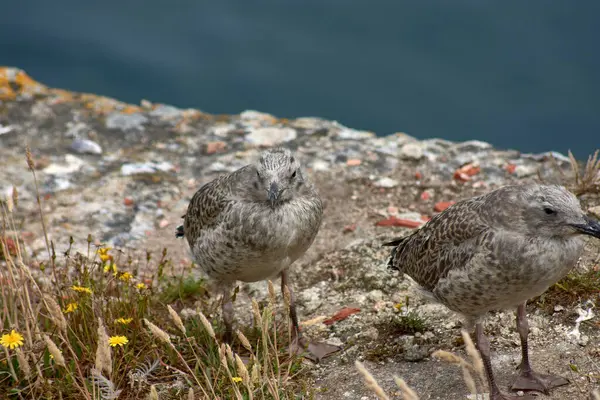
[43,154,86,175]
[245,127,297,146]
[205,141,227,154]
[149,104,183,120]
[335,127,374,140]
[373,177,399,188]
[399,142,424,160]
[106,112,148,131]
[120,161,174,176]
[210,123,237,137]
[70,138,102,155]
[0,124,14,135]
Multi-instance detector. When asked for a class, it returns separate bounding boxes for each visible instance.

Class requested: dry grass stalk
[42,293,67,333]
[569,150,600,195]
[432,349,463,365]
[167,304,186,335]
[461,364,477,396]
[11,186,18,208]
[43,334,66,367]
[355,360,390,400]
[461,329,486,385]
[251,363,260,384]
[591,389,600,400]
[144,318,171,345]
[236,329,252,352]
[282,285,291,310]
[187,387,194,400]
[251,298,262,326]
[95,318,112,376]
[225,343,235,365]
[393,376,420,400]
[267,280,277,305]
[16,348,31,379]
[196,310,215,339]
[148,384,159,400]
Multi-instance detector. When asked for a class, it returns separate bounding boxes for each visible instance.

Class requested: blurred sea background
[1,1,599,156]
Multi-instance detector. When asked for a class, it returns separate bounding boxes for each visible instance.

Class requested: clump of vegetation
[533,268,600,312]
[0,149,307,399]
[568,149,600,196]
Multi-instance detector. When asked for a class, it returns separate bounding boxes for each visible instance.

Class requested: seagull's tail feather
[175,225,184,238]
[382,236,409,272]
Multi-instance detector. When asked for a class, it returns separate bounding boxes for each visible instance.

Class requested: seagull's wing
[182,166,252,243]
[387,196,491,292]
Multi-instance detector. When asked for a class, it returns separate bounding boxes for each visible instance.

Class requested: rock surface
[1,67,599,399]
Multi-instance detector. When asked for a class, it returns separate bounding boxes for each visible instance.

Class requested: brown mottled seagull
[176,147,340,361]
[384,183,600,400]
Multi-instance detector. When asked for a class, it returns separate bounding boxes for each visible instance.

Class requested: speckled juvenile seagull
[176,147,339,361]
[384,184,600,400]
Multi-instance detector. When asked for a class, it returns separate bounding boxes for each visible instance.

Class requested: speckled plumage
[385,183,600,399]
[176,148,338,360]
[387,184,584,320]
[181,148,322,284]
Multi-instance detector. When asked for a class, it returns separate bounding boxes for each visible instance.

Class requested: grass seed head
[43,334,66,368]
[167,304,186,335]
[95,318,112,376]
[393,376,420,400]
[197,310,215,339]
[355,360,390,400]
[143,319,171,345]
[43,294,67,333]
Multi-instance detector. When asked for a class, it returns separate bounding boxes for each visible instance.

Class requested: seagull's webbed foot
[281,269,342,363]
[287,335,342,363]
[490,394,538,400]
[512,303,569,395]
[511,371,569,394]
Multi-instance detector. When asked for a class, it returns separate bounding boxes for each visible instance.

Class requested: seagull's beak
[572,215,600,239]
[268,182,279,207]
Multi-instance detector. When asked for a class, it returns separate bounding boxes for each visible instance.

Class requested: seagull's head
[250,147,306,208]
[521,184,600,239]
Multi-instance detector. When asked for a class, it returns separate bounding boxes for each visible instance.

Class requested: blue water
[2,1,599,156]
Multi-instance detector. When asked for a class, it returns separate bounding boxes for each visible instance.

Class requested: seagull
[384,183,600,399]
[177,147,340,361]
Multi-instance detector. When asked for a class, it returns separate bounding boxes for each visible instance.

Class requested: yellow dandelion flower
[97,247,112,262]
[136,283,147,290]
[115,317,133,325]
[119,272,133,282]
[103,262,118,274]
[63,302,78,313]
[231,377,242,383]
[71,285,92,294]
[0,330,24,350]
[108,336,128,347]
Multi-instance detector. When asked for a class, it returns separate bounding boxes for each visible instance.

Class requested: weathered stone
[245,127,297,146]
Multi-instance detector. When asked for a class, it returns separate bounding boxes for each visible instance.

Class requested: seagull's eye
[290,170,297,179]
[543,207,556,215]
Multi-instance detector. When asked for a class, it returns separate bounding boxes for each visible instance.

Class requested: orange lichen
[120,105,143,114]
[0,68,16,100]
[0,68,48,100]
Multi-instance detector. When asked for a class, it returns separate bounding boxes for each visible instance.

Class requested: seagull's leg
[475,323,536,400]
[511,303,569,394]
[281,269,341,362]
[221,285,235,344]
[280,269,301,340]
